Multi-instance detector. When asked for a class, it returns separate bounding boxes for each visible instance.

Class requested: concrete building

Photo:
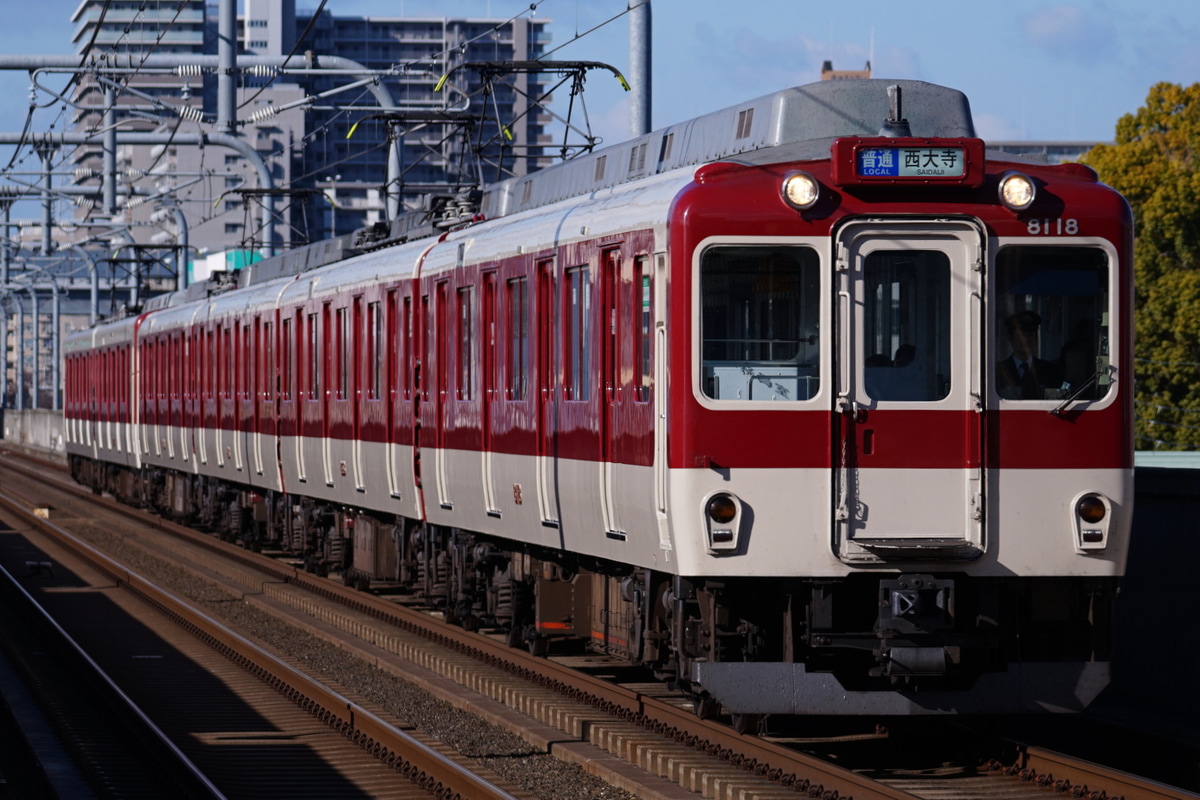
[821,61,872,80]
[986,141,1107,165]
[241,0,551,242]
[66,0,550,263]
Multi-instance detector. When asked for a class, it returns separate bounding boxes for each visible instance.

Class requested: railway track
[0,558,219,798]
[0,465,532,799]
[0,448,1194,800]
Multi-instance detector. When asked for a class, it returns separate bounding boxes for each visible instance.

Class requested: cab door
[833,219,985,562]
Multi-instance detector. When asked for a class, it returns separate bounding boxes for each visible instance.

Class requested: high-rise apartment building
[246,0,551,240]
[67,0,550,267]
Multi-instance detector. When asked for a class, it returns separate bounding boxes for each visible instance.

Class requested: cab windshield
[995,245,1111,402]
[699,245,820,402]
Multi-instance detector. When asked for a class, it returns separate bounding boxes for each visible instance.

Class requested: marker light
[1076,494,1106,524]
[704,492,742,553]
[782,172,820,210]
[707,494,738,524]
[998,171,1036,210]
[1072,492,1111,553]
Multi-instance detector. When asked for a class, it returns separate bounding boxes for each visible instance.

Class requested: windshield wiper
[1050,366,1114,417]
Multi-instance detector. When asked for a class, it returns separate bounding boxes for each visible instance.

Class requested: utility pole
[629,0,652,137]
[38,143,55,255]
[103,83,116,217]
[217,0,237,135]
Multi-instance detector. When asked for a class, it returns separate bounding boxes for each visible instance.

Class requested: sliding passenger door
[535,259,559,524]
[833,219,985,563]
[482,271,500,515]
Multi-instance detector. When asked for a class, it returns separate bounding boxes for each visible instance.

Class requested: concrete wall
[1105,467,1200,722]
[1,409,66,462]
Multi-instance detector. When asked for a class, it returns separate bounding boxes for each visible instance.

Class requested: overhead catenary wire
[237,0,328,111]
[2,0,198,232]
[1,0,630,253]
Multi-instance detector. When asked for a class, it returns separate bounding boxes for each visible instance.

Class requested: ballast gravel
[76,525,639,800]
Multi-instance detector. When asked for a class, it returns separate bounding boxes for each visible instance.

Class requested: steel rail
[0,552,225,799]
[1001,743,1200,800]
[5,464,919,799]
[0,489,523,800]
[15,455,1196,800]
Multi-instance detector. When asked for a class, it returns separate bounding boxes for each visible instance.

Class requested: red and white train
[64,79,1133,720]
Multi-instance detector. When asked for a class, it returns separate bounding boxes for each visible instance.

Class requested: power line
[1136,357,1200,367]
[238,0,328,111]
[1135,399,1200,415]
[1136,415,1200,432]
[1136,433,1197,450]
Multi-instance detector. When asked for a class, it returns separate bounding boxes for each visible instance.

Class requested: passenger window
[995,246,1110,401]
[700,245,820,401]
[368,301,383,400]
[566,266,591,401]
[635,256,652,403]
[506,276,530,401]
[862,249,951,402]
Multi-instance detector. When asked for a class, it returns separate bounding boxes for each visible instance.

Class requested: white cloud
[972,113,1026,142]
[1023,5,1118,64]
[592,98,631,149]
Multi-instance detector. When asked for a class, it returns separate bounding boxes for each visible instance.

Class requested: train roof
[141,79,976,319]
[481,78,975,217]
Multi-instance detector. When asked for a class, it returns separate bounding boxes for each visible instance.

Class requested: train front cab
[671,155,1132,715]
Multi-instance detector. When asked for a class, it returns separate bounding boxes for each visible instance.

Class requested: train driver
[996,310,1064,400]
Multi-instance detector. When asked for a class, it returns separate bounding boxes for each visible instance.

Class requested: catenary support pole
[629,0,652,137]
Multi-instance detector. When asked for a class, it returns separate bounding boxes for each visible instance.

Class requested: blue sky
[1,0,1197,180]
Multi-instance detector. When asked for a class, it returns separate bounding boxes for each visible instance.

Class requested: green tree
[1085,82,1200,449]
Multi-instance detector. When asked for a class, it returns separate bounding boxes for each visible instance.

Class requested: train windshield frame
[994,244,1113,403]
[697,243,822,403]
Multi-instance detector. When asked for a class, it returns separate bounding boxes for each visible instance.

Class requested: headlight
[998,171,1036,210]
[782,172,820,210]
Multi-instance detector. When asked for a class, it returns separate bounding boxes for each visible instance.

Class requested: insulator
[176,104,205,122]
[125,195,147,209]
[246,64,279,78]
[121,167,148,179]
[248,105,279,123]
[174,65,205,76]
[73,166,99,181]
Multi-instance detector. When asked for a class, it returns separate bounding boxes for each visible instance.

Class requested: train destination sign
[856,146,965,178]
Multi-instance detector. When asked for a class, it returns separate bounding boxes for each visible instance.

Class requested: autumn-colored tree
[1085,82,1200,449]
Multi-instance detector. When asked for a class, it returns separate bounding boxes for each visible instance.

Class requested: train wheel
[505,625,523,649]
[731,713,762,735]
[692,693,720,721]
[527,632,549,658]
